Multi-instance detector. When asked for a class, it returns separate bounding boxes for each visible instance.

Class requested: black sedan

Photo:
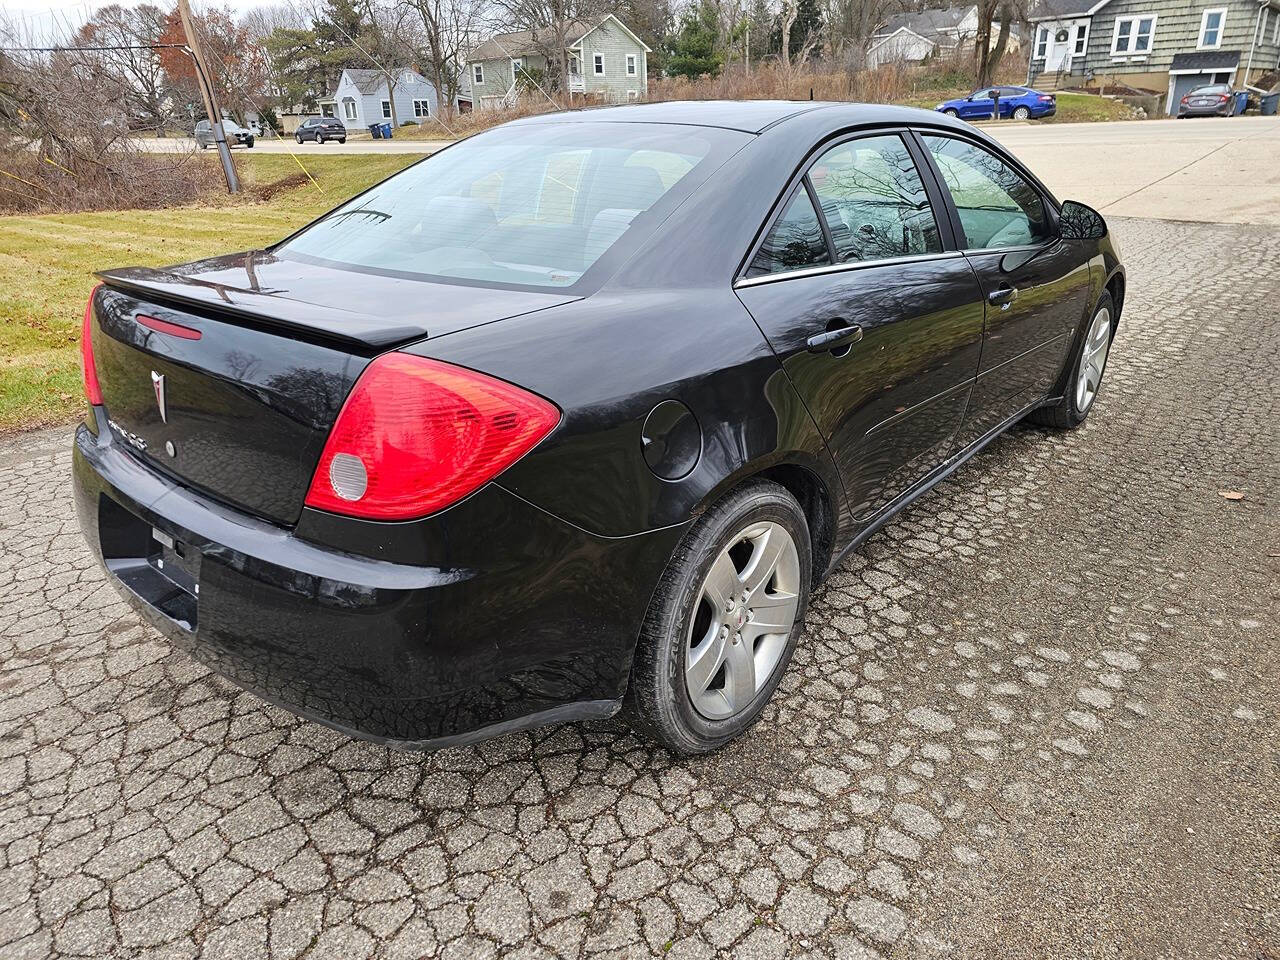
[295,116,348,144]
[74,101,1125,754]
[1177,83,1237,117]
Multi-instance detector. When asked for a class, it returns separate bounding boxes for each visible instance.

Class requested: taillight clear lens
[304,353,560,520]
[81,283,104,405]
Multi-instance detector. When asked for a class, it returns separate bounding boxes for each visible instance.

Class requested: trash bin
[1234,91,1249,115]
[380,122,393,139]
[1261,92,1279,116]
[369,123,382,139]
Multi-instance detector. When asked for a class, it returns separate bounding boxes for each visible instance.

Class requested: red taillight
[1181,96,1190,104]
[1039,95,1053,102]
[1218,94,1231,102]
[81,283,104,405]
[137,314,202,340]
[304,353,560,520]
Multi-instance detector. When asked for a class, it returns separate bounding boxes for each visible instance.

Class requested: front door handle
[988,285,1019,308]
[806,324,863,354]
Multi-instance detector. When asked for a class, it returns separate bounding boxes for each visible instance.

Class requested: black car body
[296,117,348,143]
[74,102,1125,750]
[1178,83,1237,117]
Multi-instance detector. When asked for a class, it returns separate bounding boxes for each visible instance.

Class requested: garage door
[1168,71,1233,114]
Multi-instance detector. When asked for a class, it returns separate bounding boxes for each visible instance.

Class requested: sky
[0,0,265,42]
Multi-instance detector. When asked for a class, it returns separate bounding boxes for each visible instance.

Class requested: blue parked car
[936,85,1057,121]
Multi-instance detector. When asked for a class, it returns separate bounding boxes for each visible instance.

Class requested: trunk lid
[92,252,579,526]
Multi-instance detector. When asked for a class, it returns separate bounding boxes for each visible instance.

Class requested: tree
[351,0,420,127]
[158,6,267,123]
[406,0,485,121]
[665,2,723,78]
[617,0,675,74]
[74,4,169,132]
[242,5,322,114]
[976,0,1023,87]
[821,0,905,72]
[312,0,367,89]
[772,0,823,65]
[489,0,607,94]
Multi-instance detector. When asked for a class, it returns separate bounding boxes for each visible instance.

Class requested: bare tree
[405,0,485,121]
[355,0,421,127]
[73,4,170,133]
[976,0,1023,87]
[823,0,905,73]
[489,0,606,93]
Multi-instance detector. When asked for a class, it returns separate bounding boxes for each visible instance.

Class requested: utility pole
[177,0,238,193]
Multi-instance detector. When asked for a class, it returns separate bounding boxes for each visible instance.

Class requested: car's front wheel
[944,108,959,117]
[1028,292,1115,429]
[1013,105,1032,120]
[626,480,811,754]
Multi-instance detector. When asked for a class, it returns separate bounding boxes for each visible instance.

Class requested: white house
[319,68,453,130]
[869,6,1020,66]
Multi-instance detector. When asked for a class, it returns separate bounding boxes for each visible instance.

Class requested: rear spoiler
[96,265,428,351]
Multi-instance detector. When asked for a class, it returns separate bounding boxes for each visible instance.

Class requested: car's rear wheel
[1028,292,1115,429]
[338,138,346,144]
[317,134,326,144]
[626,480,811,754]
[1013,105,1032,120]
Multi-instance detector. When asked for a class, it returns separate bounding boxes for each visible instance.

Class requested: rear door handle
[988,285,1019,308]
[806,324,863,354]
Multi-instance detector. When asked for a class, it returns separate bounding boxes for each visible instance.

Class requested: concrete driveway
[1,214,1277,958]
[137,114,1280,226]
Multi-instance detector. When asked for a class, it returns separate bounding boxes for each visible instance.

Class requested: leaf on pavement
[1218,490,1245,501]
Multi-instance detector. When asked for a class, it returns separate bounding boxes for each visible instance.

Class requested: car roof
[512,99,967,134]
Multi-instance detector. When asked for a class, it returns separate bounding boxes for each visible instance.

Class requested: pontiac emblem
[151,371,167,423]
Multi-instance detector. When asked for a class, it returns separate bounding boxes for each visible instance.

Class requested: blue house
[319,68,456,129]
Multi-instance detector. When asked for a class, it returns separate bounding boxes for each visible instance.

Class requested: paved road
[138,115,1280,226]
[1,216,1277,958]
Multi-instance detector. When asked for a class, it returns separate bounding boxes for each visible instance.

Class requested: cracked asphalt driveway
[1,217,1277,959]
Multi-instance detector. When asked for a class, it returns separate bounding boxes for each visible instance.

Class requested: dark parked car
[296,116,348,144]
[74,102,1124,754]
[1177,83,1236,118]
[936,85,1057,120]
[194,118,254,149]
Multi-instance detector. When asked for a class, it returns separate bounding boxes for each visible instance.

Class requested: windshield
[277,121,744,291]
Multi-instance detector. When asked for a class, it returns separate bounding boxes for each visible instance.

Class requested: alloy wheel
[1075,306,1112,413]
[685,522,801,721]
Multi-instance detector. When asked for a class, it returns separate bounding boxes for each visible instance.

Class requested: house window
[626,54,637,76]
[473,63,484,85]
[1111,15,1156,55]
[1073,23,1087,55]
[593,54,604,75]
[1035,27,1048,59]
[413,99,430,118]
[510,57,523,80]
[1198,8,1226,48]
[381,100,391,119]
[342,97,357,121]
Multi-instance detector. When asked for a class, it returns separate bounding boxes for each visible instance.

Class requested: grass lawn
[0,152,424,433]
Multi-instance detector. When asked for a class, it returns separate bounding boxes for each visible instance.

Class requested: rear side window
[747,187,830,277]
[278,123,740,290]
[922,135,1051,250]
[807,134,941,264]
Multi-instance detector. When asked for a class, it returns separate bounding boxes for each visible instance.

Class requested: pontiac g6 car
[74,101,1124,754]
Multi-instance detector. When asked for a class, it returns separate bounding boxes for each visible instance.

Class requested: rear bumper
[1179,104,1232,116]
[73,417,684,748]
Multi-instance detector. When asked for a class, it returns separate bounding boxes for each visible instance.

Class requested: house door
[1044,27,1070,72]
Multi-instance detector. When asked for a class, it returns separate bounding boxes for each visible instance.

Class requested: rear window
[1191,84,1230,94]
[278,122,743,291]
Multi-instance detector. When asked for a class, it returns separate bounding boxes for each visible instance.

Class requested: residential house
[467,14,650,110]
[318,68,452,130]
[1027,0,1280,111]
[868,6,1020,67]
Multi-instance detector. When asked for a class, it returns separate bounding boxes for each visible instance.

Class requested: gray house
[467,15,650,110]
[318,68,450,129]
[869,6,1019,67]
[1028,0,1280,111]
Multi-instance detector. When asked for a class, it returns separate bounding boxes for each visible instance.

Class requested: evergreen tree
[665,2,723,79]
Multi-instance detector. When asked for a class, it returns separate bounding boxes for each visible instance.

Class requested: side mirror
[1059,200,1107,241]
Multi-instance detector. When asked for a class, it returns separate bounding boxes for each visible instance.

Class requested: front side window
[1199,8,1226,47]
[922,135,1051,250]
[747,187,830,277]
[279,123,740,291]
[807,135,941,264]
[1113,15,1156,54]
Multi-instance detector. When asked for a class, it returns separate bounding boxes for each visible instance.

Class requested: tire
[337,138,346,144]
[245,137,254,148]
[1013,106,1031,120]
[944,108,959,117]
[318,134,325,144]
[295,134,303,144]
[1027,292,1116,429]
[625,480,812,754]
